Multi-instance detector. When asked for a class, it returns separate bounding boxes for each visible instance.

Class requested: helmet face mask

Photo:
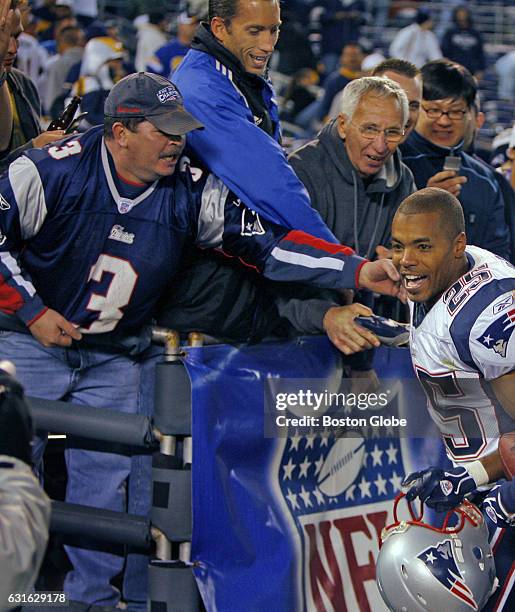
[376,494,498,612]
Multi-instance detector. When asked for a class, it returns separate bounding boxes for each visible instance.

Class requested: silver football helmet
[376,493,498,611]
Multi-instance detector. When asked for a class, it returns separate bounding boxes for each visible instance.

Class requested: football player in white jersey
[390,187,514,609]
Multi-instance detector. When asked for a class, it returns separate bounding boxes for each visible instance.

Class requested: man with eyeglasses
[400,59,510,260]
[286,76,415,357]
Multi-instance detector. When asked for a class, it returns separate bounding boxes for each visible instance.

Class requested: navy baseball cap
[104,72,203,136]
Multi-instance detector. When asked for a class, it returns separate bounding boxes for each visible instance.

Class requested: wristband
[466,460,489,487]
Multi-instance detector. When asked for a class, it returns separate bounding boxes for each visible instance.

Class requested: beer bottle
[47,96,82,131]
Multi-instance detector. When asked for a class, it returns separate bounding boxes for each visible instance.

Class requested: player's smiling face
[211,0,281,76]
[128,121,185,182]
[391,212,467,305]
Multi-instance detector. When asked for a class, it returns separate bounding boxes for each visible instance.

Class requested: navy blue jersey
[0,127,365,334]
[146,39,189,77]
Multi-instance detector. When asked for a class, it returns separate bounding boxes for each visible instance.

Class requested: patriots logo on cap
[157,85,180,103]
[477,308,515,358]
[418,539,479,610]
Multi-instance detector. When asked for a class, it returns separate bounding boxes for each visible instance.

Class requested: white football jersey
[408,246,515,464]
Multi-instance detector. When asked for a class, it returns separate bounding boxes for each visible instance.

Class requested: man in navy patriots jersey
[0,71,402,609]
[390,187,514,610]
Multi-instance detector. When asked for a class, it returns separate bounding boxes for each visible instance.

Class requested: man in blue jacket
[400,59,510,260]
[172,0,336,242]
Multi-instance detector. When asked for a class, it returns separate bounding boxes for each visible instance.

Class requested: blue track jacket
[172,25,337,243]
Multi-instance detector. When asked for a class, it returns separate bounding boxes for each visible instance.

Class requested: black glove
[0,367,33,465]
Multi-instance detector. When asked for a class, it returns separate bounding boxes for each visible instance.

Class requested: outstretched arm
[192,172,402,296]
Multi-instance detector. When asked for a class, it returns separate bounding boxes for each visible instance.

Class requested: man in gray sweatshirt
[288,76,415,358]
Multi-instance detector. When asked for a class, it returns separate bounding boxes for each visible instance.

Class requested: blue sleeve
[0,157,47,324]
[222,211,365,290]
[189,167,366,291]
[173,57,338,244]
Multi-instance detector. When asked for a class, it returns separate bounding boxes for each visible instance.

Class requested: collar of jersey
[101,138,158,214]
[413,251,475,327]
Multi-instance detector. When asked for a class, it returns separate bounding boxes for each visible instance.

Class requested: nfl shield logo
[440,480,454,496]
[118,199,132,214]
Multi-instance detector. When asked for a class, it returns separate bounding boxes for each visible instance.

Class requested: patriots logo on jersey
[477,308,515,358]
[417,539,479,610]
[0,193,10,210]
[241,208,265,237]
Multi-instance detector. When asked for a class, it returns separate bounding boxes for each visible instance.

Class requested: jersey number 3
[85,254,138,333]
[48,140,82,160]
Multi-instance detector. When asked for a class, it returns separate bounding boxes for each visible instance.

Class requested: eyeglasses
[422,106,468,121]
[350,122,405,143]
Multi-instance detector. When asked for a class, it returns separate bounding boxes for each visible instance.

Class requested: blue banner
[184,338,447,611]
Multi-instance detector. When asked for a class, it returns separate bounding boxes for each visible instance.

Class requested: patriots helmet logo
[418,539,479,610]
[477,308,515,358]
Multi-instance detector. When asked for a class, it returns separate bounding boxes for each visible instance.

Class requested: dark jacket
[493,170,515,266]
[0,69,42,173]
[400,131,511,260]
[155,248,282,343]
[471,152,515,265]
[319,0,365,55]
[441,26,485,75]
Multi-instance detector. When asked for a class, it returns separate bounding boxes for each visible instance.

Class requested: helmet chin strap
[383,492,483,544]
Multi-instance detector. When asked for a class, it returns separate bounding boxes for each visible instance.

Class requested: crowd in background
[7,1,513,173]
